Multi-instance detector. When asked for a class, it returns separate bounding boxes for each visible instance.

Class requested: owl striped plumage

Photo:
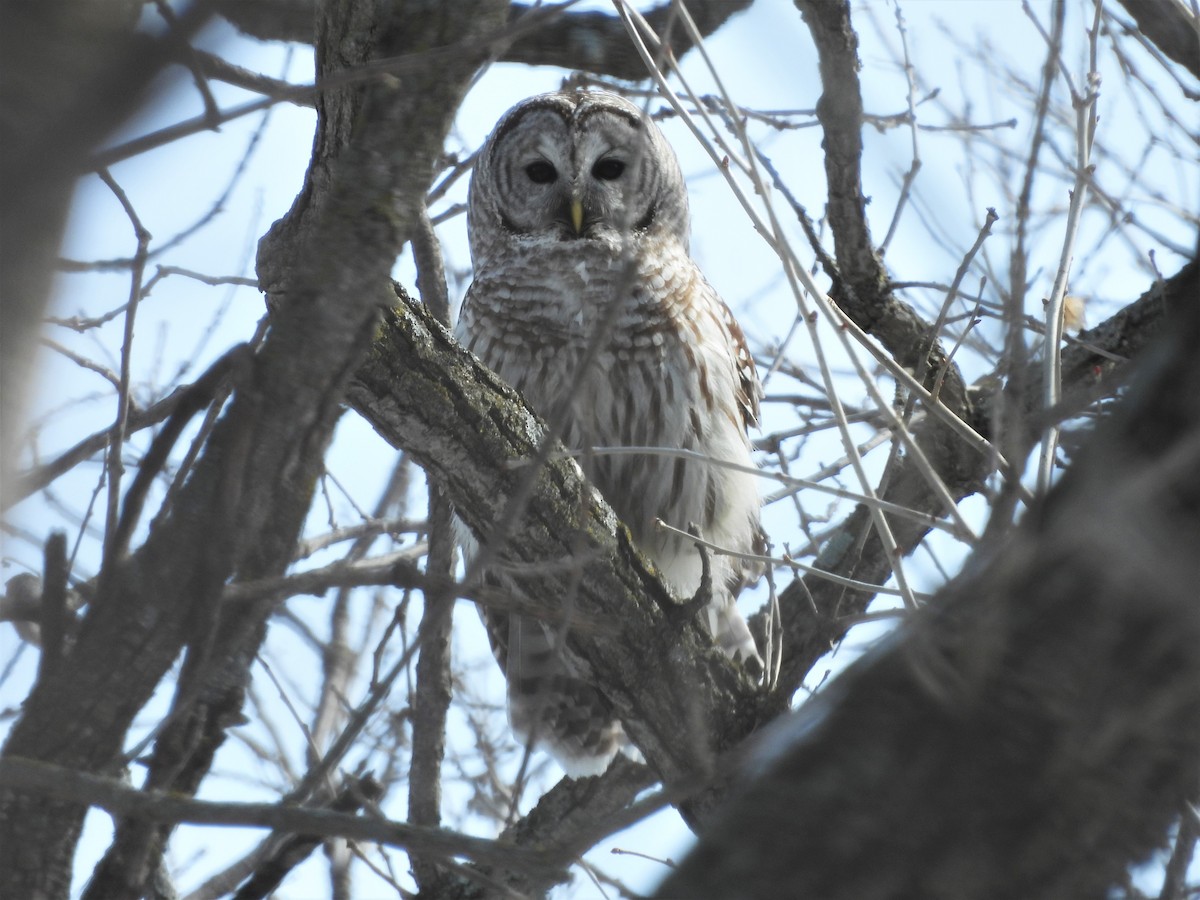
[456,91,763,777]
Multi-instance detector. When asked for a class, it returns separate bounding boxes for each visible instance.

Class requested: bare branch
[0,4,512,896]
[0,758,561,880]
[210,0,756,79]
[659,270,1200,900]
[407,489,456,890]
[1,1,215,496]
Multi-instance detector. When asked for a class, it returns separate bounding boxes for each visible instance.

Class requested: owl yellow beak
[569,198,584,234]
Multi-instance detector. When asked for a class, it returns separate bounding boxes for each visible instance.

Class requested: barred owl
[456,91,763,778]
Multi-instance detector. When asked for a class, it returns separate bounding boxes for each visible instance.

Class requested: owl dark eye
[524,161,557,184]
[592,158,626,181]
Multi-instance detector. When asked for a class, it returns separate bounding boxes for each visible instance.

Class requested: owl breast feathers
[456,90,764,777]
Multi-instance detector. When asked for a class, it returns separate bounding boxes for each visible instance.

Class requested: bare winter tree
[1,1,1197,898]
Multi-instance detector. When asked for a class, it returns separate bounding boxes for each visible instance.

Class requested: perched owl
[456,91,763,778]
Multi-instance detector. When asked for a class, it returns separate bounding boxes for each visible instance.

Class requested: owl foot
[667,522,714,627]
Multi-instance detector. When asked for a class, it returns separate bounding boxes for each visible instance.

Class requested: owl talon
[665,523,713,628]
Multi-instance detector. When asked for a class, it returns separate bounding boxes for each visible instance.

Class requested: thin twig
[96,168,151,570]
[618,1,930,604]
[38,339,121,391]
[535,444,968,539]
[88,5,576,170]
[1036,0,1102,494]
[622,3,985,555]
[878,0,923,256]
[153,0,220,125]
[928,208,1000,403]
[654,519,931,602]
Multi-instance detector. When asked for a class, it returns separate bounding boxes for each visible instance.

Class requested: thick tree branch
[965,257,1199,447]
[345,260,1190,897]
[211,0,314,44]
[0,4,509,897]
[1038,258,1197,418]
[768,0,1197,735]
[658,265,1200,900]
[349,290,763,806]
[353,260,1193,900]
[212,0,755,79]
[770,257,1198,701]
[369,1,1191,887]
[344,259,1186,892]
[408,489,457,891]
[503,1,753,78]
[348,292,751,895]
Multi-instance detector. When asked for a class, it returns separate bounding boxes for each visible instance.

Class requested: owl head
[467,91,690,268]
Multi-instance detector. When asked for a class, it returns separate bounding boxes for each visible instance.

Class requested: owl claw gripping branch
[456,91,765,778]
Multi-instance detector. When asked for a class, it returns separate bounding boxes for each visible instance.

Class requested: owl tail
[505,614,623,778]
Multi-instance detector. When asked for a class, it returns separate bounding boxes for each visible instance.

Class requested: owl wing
[718,295,762,431]
[699,283,767,675]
